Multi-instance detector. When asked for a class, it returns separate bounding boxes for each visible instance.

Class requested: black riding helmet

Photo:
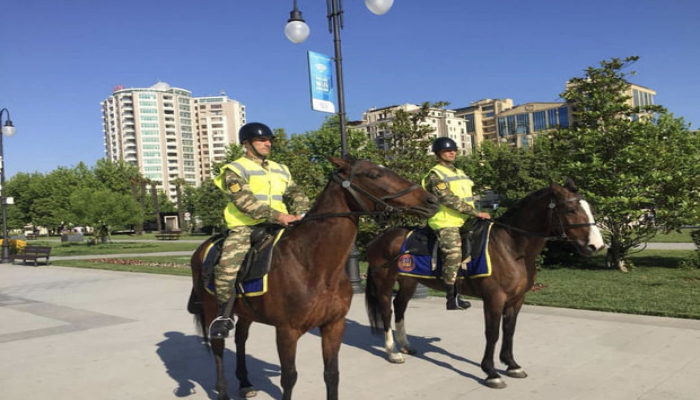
[432,137,458,154]
[239,122,274,144]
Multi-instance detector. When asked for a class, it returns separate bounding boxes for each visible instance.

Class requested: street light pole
[285,0,394,293]
[0,108,17,263]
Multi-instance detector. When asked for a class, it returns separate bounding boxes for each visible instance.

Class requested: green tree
[459,140,551,207]
[69,188,143,243]
[28,164,97,232]
[93,159,140,195]
[545,56,700,271]
[192,179,226,233]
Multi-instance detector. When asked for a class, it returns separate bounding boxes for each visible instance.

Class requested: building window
[533,111,546,131]
[516,114,529,134]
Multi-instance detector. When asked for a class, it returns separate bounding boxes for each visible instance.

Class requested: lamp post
[0,108,17,263]
[285,0,394,293]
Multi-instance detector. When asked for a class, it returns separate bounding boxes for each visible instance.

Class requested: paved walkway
[1,263,698,400]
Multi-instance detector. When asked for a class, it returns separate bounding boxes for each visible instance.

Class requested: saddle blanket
[397,223,493,279]
[202,233,273,298]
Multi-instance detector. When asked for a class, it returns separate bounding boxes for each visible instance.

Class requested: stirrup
[208,316,234,340]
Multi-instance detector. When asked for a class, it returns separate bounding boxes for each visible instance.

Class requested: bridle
[488,195,597,241]
[294,164,422,224]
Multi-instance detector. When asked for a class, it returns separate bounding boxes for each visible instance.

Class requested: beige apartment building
[194,94,246,181]
[495,102,570,148]
[453,98,513,147]
[358,103,472,155]
[102,82,245,200]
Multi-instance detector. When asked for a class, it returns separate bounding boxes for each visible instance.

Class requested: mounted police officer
[422,137,490,310]
[210,122,310,339]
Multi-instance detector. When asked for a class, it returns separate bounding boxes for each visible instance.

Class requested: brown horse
[188,156,438,400]
[364,179,604,388]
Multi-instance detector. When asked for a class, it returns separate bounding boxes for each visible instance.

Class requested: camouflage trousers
[435,227,463,285]
[215,226,254,304]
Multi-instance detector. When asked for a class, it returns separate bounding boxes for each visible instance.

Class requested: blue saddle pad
[397,222,493,279]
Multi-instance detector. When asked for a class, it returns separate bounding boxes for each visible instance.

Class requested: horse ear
[549,178,562,191]
[328,156,351,170]
[564,177,579,192]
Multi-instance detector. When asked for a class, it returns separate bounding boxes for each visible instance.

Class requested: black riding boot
[446,284,471,310]
[209,302,234,340]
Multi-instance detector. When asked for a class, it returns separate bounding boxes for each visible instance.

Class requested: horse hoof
[400,347,417,355]
[505,368,528,378]
[239,387,257,398]
[387,354,405,364]
[484,377,507,389]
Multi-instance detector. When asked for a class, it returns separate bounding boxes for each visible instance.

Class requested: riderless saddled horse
[365,179,604,388]
[188,157,438,400]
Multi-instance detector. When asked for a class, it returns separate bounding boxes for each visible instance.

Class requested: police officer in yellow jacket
[210,122,309,338]
[422,137,490,310]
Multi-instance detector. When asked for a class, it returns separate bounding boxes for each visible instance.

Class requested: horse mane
[496,187,551,224]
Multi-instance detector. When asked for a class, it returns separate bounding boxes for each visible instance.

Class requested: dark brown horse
[188,157,438,400]
[364,179,604,388]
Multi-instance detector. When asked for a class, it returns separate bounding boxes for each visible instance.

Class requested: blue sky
[2,0,698,178]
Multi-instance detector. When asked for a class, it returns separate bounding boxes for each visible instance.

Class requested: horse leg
[377,272,406,364]
[393,278,418,357]
[500,299,528,379]
[211,337,232,400]
[481,293,508,389]
[276,327,302,400]
[200,293,232,400]
[320,318,345,400]
[235,317,258,398]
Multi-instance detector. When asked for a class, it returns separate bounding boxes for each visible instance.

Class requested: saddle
[238,223,284,282]
[403,219,490,266]
[201,224,284,287]
[404,218,489,269]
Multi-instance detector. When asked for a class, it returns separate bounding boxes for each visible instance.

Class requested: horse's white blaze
[581,200,604,250]
[395,320,410,350]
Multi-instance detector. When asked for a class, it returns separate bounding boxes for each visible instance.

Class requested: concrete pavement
[1,262,699,400]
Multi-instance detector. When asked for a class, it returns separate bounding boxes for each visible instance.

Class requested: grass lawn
[33,240,199,256]
[528,252,699,319]
[50,249,700,319]
[647,229,696,243]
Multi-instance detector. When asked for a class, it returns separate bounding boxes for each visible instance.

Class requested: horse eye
[367,170,383,179]
[566,208,576,215]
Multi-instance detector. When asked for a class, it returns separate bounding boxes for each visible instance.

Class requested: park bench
[155,231,182,240]
[10,246,52,266]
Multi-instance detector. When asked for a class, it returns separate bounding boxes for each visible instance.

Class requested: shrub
[0,239,27,254]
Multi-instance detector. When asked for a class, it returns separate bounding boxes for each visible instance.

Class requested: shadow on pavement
[312,318,485,383]
[156,331,282,399]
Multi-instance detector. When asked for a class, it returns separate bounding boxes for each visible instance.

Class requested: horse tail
[364,266,385,335]
[188,239,210,344]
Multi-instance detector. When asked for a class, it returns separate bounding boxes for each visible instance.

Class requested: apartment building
[194,94,246,181]
[453,98,513,147]
[495,102,570,148]
[102,82,245,200]
[358,103,472,154]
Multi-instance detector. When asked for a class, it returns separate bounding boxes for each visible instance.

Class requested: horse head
[549,178,605,256]
[329,156,438,218]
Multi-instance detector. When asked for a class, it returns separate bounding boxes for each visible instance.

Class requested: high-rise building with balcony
[194,94,246,181]
[101,82,245,200]
[453,99,514,147]
[358,104,472,154]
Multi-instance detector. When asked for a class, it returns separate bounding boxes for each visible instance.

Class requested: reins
[292,167,422,225]
[487,195,597,241]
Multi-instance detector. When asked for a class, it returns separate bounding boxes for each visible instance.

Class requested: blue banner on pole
[307,51,336,113]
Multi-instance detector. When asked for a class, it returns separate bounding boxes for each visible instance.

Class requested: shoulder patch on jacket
[436,182,448,190]
[228,183,241,193]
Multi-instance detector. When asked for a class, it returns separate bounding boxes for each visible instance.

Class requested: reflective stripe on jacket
[422,164,475,229]
[213,157,290,227]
